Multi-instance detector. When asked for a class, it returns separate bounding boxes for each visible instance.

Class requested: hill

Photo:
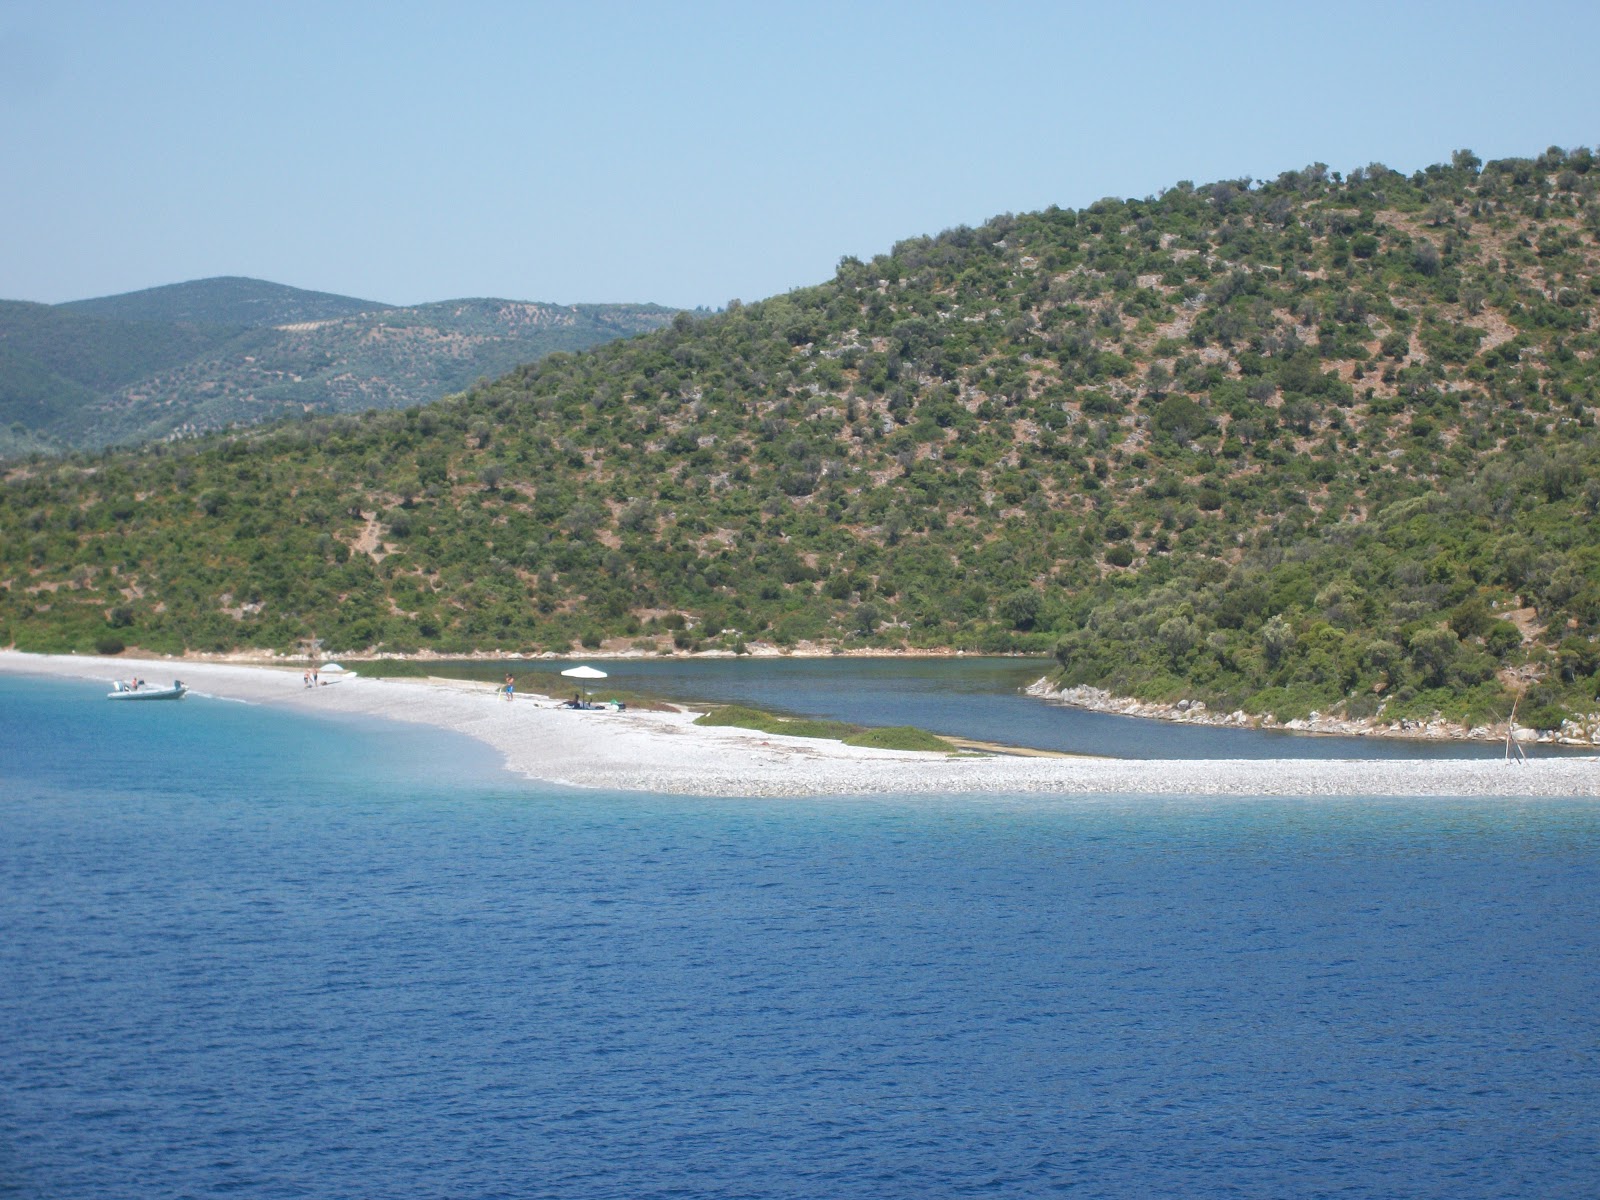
[0,300,250,452]
[0,283,682,452]
[3,147,1598,736]
[57,276,388,327]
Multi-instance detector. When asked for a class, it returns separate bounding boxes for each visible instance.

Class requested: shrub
[998,589,1042,630]
[1486,621,1523,658]
[1518,702,1567,732]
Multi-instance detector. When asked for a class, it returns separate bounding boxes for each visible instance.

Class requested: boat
[108,679,187,701]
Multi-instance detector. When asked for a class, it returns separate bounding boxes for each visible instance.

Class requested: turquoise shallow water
[3,676,1598,1198]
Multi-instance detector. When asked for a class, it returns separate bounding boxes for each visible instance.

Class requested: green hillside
[74,299,684,447]
[0,286,681,450]
[0,300,246,396]
[58,276,388,328]
[0,301,251,456]
[4,148,1599,733]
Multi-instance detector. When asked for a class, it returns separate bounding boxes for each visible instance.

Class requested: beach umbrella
[320,663,347,673]
[560,665,608,680]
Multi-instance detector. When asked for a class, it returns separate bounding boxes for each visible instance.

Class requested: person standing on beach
[504,674,515,702]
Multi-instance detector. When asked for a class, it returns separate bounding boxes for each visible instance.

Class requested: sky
[2,0,1596,310]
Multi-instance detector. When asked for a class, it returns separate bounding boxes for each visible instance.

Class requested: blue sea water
[3,676,1598,1199]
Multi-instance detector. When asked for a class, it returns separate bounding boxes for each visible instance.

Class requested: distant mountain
[0,280,683,452]
[0,300,250,452]
[57,276,389,328]
[0,299,245,392]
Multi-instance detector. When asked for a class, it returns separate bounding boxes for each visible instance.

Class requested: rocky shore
[1026,679,1600,749]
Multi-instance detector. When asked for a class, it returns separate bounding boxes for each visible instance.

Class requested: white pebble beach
[4,651,1596,799]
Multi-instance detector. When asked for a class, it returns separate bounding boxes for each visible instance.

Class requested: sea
[3,673,1598,1199]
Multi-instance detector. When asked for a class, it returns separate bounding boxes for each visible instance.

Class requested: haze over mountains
[0,277,682,453]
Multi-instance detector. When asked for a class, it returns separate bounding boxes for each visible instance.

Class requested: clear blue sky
[2,0,1595,309]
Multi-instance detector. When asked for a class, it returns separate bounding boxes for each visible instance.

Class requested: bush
[1519,702,1567,732]
[1486,621,1522,658]
[998,589,1041,630]
[94,635,126,655]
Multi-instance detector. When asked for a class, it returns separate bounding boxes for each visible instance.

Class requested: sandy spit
[4,651,1596,799]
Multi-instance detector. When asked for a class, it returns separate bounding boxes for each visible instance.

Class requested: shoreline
[1027,681,1600,750]
[145,643,1600,750]
[3,650,1596,799]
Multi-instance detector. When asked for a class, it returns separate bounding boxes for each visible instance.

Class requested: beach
[3,650,1595,798]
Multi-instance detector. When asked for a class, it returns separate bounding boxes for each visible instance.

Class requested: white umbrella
[319,663,347,673]
[560,665,608,680]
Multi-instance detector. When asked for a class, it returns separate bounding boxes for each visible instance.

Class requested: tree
[1407,624,1460,688]
[1159,615,1197,660]
[999,589,1042,630]
[853,602,881,636]
[1262,615,1294,666]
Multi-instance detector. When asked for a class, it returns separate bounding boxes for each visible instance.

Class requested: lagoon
[3,675,1598,1198]
[437,655,1541,759]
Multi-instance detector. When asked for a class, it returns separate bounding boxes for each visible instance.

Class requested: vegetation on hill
[0,300,248,389]
[1,280,681,452]
[3,148,1598,732]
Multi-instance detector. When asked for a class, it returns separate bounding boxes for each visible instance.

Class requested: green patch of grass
[696,705,949,751]
[694,704,853,739]
[773,718,861,740]
[842,725,952,751]
[693,704,785,731]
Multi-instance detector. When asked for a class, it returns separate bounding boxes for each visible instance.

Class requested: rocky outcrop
[1026,679,1600,748]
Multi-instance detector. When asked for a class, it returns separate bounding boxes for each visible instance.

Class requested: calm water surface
[500,656,1544,759]
[3,676,1598,1198]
